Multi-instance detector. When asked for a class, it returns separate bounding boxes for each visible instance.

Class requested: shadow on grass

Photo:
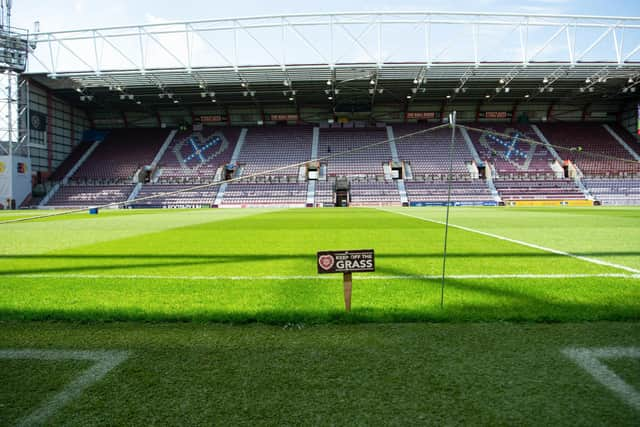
[2,260,639,323]
[2,250,640,260]
[1,250,638,276]
[0,301,638,324]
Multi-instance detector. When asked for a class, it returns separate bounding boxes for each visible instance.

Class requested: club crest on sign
[318,254,335,271]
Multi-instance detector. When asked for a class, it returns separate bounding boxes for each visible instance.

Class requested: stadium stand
[493,179,585,200]
[582,178,640,205]
[48,141,94,182]
[132,184,220,208]
[45,184,136,207]
[537,123,640,177]
[44,128,171,207]
[349,180,401,206]
[393,125,473,179]
[318,127,391,177]
[73,128,170,183]
[156,128,240,183]
[220,182,308,206]
[405,180,494,204]
[314,181,334,206]
[38,122,639,209]
[238,126,312,176]
[470,124,556,178]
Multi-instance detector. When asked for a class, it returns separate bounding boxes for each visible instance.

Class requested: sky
[9,0,640,33]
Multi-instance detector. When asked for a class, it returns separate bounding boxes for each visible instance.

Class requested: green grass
[2,207,639,425]
[1,207,639,323]
[0,358,92,425]
[0,321,638,426]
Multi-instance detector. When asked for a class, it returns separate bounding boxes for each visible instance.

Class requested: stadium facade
[1,11,640,209]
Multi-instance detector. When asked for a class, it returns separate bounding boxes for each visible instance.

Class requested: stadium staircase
[485,176,501,202]
[386,126,408,205]
[39,139,103,207]
[603,124,640,161]
[213,128,246,207]
[459,127,483,166]
[127,183,143,203]
[306,127,320,206]
[150,129,178,172]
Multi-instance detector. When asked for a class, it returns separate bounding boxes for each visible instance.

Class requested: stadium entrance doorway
[335,178,350,207]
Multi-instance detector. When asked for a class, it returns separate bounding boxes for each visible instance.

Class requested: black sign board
[317,249,375,274]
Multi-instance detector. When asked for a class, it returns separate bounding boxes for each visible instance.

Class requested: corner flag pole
[441,111,457,308]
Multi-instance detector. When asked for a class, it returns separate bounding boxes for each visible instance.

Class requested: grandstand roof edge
[31,10,640,37]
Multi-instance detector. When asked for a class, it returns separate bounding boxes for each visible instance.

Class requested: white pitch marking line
[0,349,129,426]
[562,347,640,411]
[379,209,640,274]
[3,273,638,281]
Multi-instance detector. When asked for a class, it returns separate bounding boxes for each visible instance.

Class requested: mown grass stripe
[381,209,640,274]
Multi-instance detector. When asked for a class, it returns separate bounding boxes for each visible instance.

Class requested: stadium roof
[24,11,640,110]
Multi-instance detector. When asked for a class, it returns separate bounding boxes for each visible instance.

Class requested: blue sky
[10,0,640,33]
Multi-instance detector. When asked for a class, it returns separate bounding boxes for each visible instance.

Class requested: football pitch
[1,207,639,323]
[1,207,639,425]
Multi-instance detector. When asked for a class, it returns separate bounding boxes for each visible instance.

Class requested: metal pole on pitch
[441,111,457,308]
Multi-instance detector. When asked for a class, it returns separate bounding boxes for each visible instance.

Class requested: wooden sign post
[317,249,375,312]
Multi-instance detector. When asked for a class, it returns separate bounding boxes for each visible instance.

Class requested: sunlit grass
[1,207,639,323]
